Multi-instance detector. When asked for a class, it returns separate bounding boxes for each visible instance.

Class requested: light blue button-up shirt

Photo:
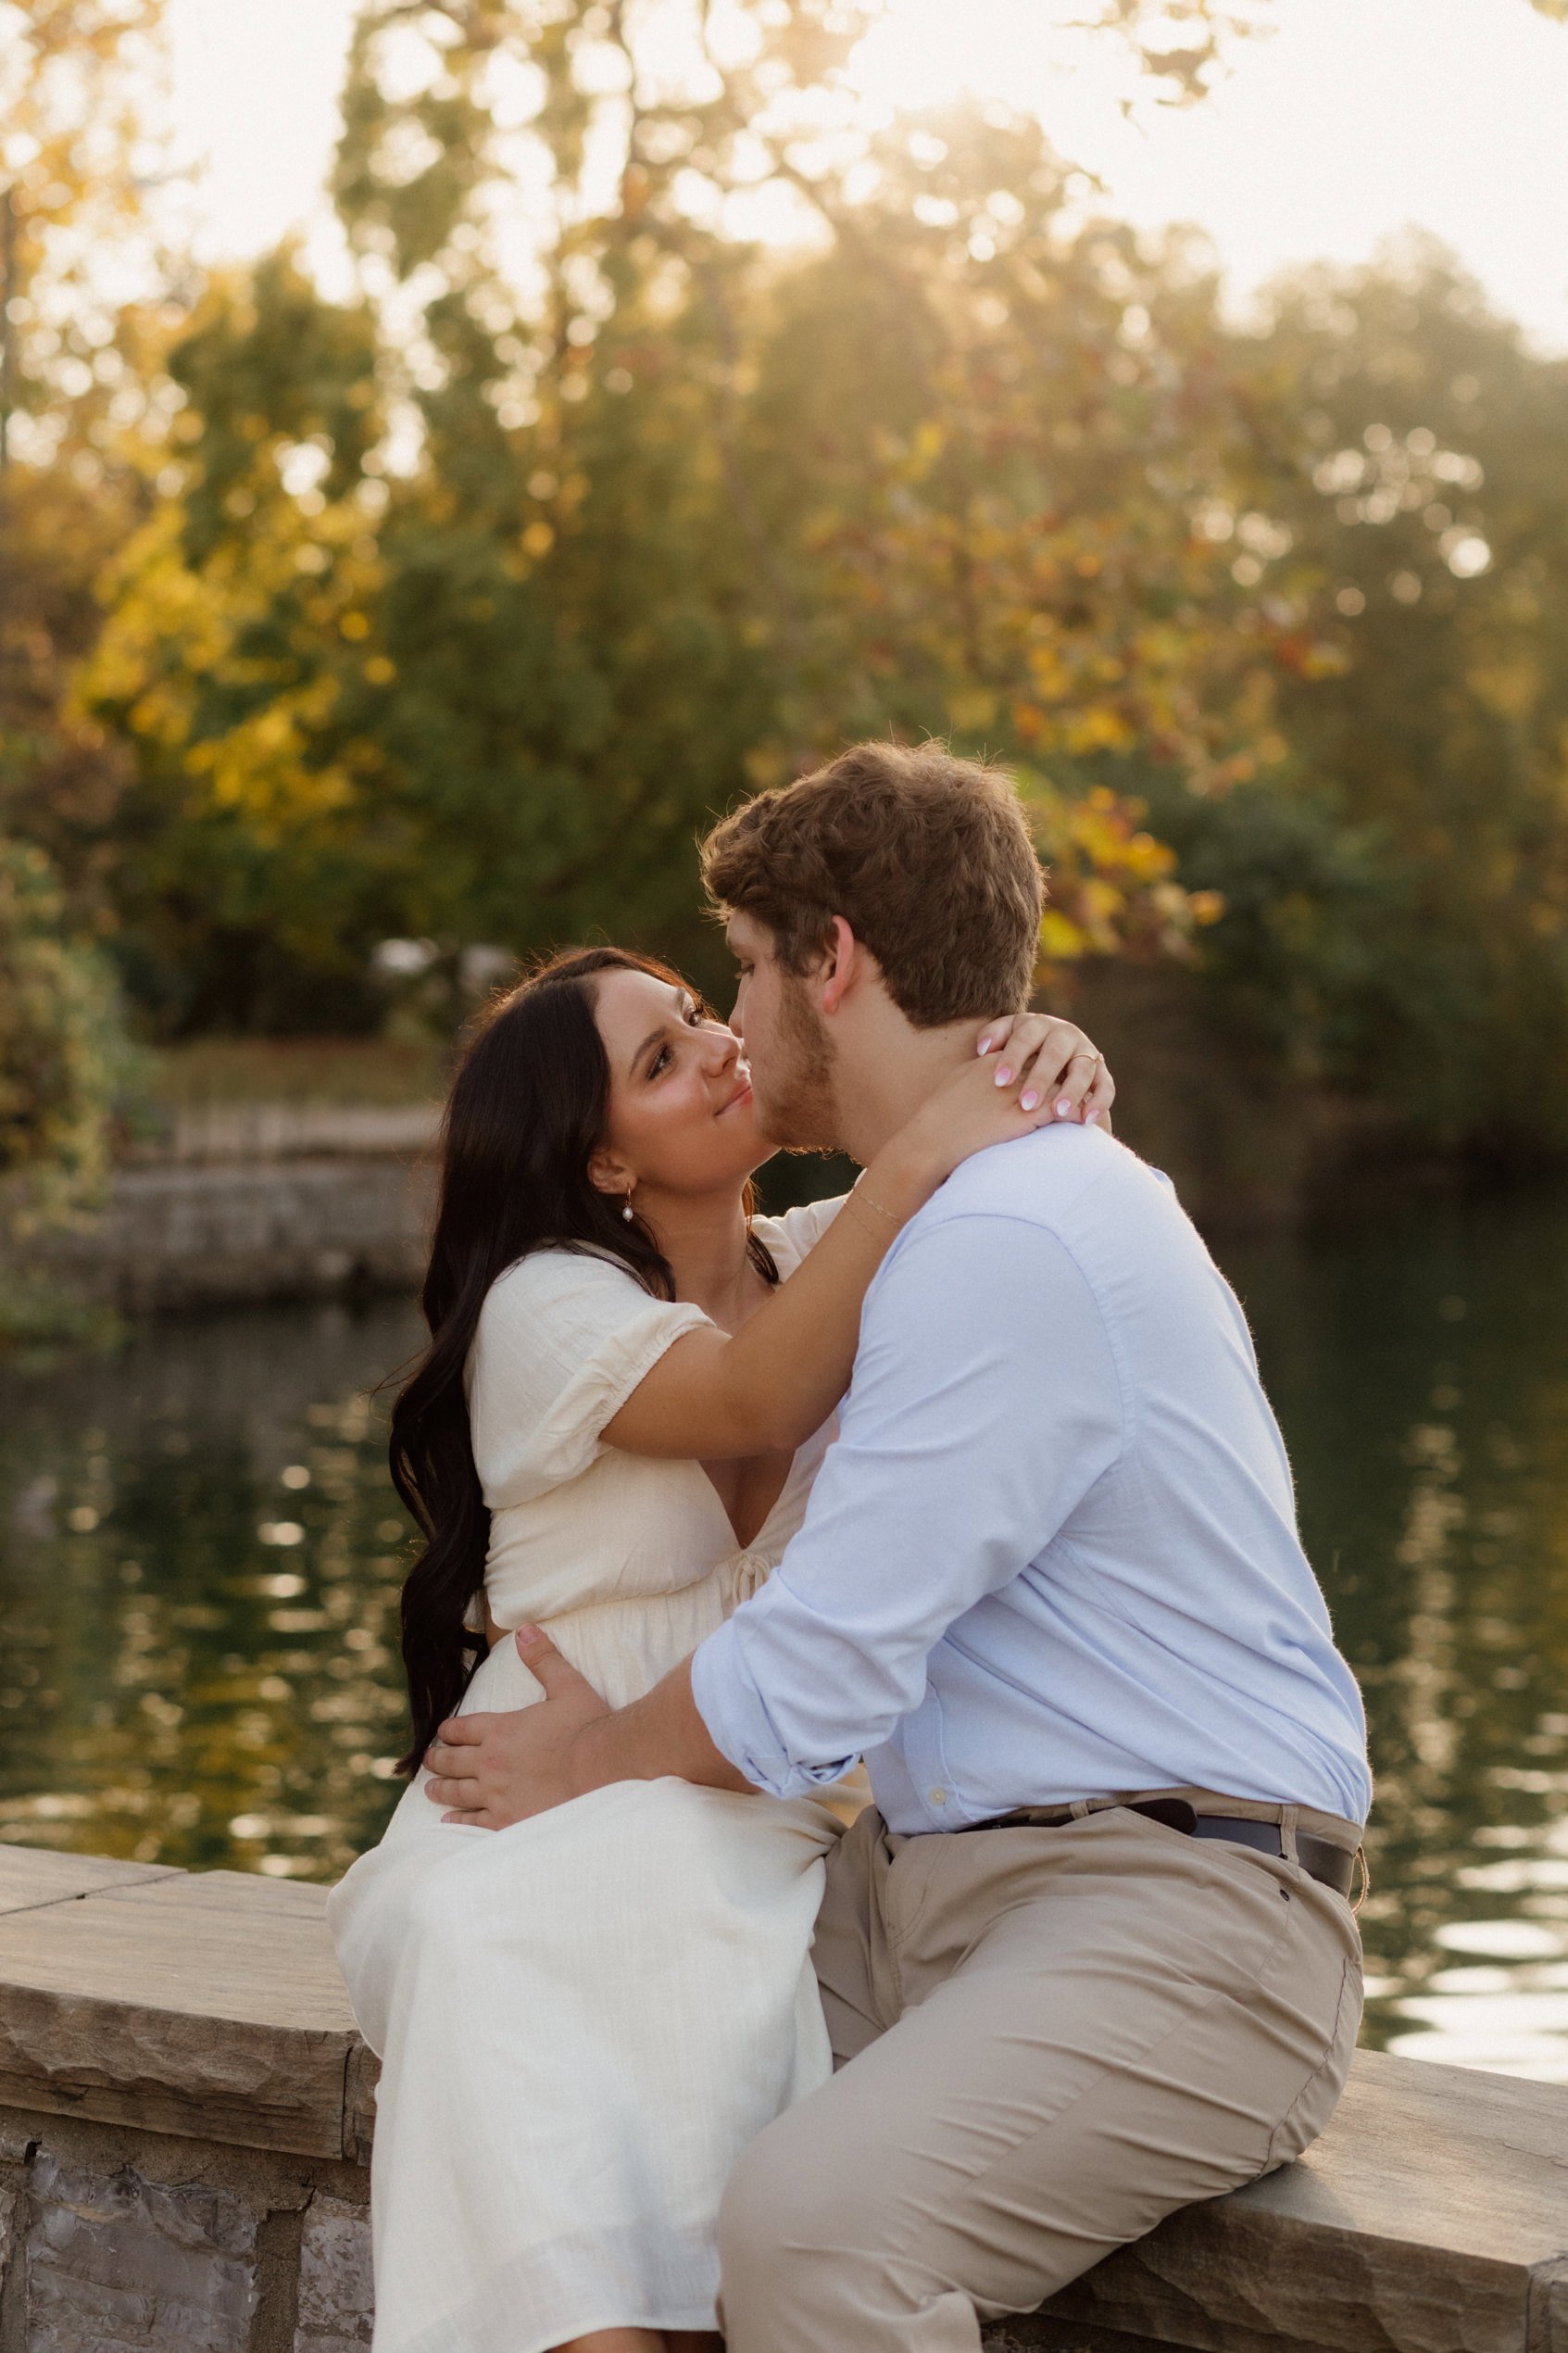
[691,1126,1373,1834]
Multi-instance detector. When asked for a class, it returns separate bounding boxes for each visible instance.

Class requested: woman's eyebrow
[629,995,692,1076]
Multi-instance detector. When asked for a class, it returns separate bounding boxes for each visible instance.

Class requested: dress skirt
[327,1636,840,2353]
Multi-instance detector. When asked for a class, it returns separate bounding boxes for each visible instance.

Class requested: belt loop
[1069,1800,1093,1819]
[1280,1804,1300,1869]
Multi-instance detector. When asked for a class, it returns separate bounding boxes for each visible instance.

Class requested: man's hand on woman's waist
[422,1628,752,1828]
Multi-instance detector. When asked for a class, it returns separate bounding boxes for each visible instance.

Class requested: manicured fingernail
[976,1035,993,1055]
[994,1064,1013,1087]
[1021,1089,1040,1112]
[1085,1109,1100,1126]
[1054,1096,1073,1118]
[516,1624,541,1643]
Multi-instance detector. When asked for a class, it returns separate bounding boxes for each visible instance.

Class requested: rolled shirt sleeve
[690,1209,1124,1797]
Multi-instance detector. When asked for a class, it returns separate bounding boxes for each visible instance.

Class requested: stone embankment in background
[30,1103,439,1315]
[0,966,1503,1323]
[0,1842,1562,2351]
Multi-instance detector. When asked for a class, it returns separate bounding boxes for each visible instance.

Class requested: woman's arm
[602,1011,1110,1462]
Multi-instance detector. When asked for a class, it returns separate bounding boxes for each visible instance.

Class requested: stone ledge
[1021,2046,1568,2350]
[0,1844,1564,2351]
[0,1851,360,2158]
[0,1846,183,1918]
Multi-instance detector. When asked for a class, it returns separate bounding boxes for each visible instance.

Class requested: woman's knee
[344,1849,476,1981]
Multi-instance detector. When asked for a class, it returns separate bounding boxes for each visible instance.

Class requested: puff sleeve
[468,1250,711,1508]
[749,1193,846,1277]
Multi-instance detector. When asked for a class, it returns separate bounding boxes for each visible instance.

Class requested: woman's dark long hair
[391,946,776,1771]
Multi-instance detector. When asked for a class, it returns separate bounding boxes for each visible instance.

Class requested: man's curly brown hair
[700,741,1045,1027]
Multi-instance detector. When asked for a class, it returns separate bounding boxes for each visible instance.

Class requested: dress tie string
[730,1550,772,1604]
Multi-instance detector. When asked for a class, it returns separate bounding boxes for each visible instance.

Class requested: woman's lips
[719,1079,754,1115]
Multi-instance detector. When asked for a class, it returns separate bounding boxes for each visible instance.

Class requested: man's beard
[752,975,841,1151]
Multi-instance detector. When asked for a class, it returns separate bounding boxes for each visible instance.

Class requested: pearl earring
[622,1190,634,1224]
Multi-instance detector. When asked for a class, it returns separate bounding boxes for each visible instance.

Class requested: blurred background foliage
[4,0,1568,1183]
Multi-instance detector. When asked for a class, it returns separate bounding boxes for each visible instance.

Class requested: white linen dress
[326,1201,847,2353]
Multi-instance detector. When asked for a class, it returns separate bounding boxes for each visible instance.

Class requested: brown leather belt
[958,1796,1359,1901]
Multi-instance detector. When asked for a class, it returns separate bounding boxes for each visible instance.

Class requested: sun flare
[158,0,1568,352]
[843,0,1126,121]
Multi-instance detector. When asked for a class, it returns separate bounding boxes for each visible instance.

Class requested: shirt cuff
[691,1618,858,1799]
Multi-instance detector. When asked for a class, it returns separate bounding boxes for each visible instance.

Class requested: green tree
[85,250,395,1031]
[0,472,147,1269]
[0,0,173,919]
[85,0,1297,1024]
[0,0,167,1261]
[1152,243,1568,1154]
[0,465,134,925]
[74,0,1568,1170]
[0,836,136,1238]
[0,0,169,464]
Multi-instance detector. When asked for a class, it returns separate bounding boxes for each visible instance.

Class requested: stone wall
[0,1848,371,2351]
[26,1154,433,1315]
[0,1842,1564,2352]
[0,2110,369,2353]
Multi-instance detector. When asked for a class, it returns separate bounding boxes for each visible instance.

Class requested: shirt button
[928,1787,947,1807]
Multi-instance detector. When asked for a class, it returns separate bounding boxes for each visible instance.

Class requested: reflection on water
[1225,1188,1568,2082]
[0,1301,420,1882]
[0,1188,1565,2079]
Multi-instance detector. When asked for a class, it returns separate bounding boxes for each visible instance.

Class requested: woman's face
[589,966,767,1205]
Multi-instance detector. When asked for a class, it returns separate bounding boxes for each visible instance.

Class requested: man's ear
[819,916,859,1017]
[587,1149,634,1198]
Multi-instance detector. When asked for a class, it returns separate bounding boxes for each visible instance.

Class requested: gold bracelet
[846,1182,904,1233]
[842,1190,888,1242]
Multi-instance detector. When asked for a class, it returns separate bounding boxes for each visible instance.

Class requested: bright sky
[167,0,1568,350]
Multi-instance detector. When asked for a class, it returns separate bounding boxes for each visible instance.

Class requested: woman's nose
[703,1025,739,1073]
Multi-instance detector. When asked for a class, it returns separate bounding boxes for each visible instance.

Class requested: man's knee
[718,2110,865,2326]
[717,2120,802,2310]
[719,2105,919,2347]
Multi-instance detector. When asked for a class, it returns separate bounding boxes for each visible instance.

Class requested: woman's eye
[648,1045,671,1077]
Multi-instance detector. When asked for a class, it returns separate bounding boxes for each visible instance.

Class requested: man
[427,740,1372,2352]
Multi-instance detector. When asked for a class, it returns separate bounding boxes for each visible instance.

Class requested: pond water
[1,1184,1565,2082]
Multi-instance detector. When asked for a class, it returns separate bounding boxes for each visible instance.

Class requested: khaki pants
[716,1796,1362,2352]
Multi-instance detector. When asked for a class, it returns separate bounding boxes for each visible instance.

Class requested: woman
[328,947,1113,2353]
